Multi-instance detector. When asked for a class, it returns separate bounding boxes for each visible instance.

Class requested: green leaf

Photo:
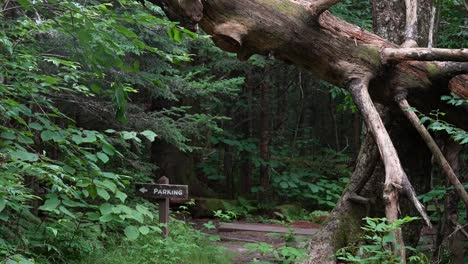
[59,206,76,218]
[115,191,127,203]
[100,203,113,215]
[97,189,110,201]
[0,198,6,213]
[97,152,109,163]
[63,165,76,174]
[29,122,43,130]
[18,135,34,144]
[100,180,117,192]
[87,212,100,221]
[46,227,58,237]
[114,24,138,38]
[102,144,115,155]
[39,194,60,211]
[16,0,33,11]
[10,150,39,162]
[140,130,157,142]
[71,134,84,144]
[0,131,16,140]
[139,226,150,235]
[99,213,115,223]
[82,130,97,143]
[124,225,140,240]
[126,210,144,223]
[40,130,55,141]
[122,131,138,140]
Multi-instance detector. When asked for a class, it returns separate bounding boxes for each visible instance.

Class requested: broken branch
[310,0,342,16]
[382,48,468,62]
[396,97,468,210]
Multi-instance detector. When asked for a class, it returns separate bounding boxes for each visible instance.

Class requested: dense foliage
[0,0,237,262]
[0,0,466,263]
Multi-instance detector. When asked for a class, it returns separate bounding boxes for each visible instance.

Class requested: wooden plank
[135,182,188,200]
[218,223,317,236]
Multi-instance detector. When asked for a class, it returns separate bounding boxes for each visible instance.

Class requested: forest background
[0,0,466,263]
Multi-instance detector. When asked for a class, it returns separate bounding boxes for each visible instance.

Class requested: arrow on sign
[139,187,148,193]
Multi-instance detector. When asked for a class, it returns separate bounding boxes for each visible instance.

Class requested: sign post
[135,176,188,237]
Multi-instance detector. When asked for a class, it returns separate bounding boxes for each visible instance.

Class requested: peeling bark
[449,74,468,99]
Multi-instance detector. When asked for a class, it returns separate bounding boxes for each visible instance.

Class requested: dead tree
[150,0,467,262]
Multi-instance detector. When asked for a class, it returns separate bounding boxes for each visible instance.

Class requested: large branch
[382,48,468,63]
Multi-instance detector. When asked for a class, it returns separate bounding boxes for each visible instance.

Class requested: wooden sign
[135,183,188,200]
[135,176,189,237]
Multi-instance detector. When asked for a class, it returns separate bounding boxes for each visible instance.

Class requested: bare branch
[382,48,468,62]
[403,0,418,47]
[401,175,432,227]
[428,4,437,48]
[396,97,468,210]
[348,76,406,261]
[309,0,342,16]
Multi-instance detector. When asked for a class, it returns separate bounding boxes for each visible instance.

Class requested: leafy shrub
[72,218,233,264]
[335,216,428,264]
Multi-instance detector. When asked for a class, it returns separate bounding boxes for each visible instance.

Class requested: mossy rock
[273,204,304,219]
[190,198,234,218]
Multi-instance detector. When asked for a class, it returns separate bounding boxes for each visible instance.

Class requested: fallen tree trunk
[150,0,467,262]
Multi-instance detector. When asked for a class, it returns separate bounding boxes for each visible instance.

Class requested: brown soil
[191,219,319,263]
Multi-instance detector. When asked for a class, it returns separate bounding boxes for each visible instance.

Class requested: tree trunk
[259,82,271,194]
[442,140,465,264]
[240,77,254,195]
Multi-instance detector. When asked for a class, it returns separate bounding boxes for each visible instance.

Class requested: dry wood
[396,98,468,210]
[347,76,406,261]
[449,74,468,99]
[428,4,437,48]
[309,0,342,16]
[382,48,468,62]
[403,0,418,47]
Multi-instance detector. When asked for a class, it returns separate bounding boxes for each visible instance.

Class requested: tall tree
[152,0,467,262]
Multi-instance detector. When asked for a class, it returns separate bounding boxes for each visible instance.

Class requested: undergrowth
[71,219,233,264]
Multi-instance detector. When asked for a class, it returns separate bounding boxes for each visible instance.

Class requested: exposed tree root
[306,132,380,264]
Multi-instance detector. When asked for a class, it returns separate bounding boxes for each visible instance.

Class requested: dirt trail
[191,219,319,263]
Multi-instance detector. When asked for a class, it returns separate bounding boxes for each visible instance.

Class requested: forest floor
[190,219,320,263]
[190,219,436,263]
